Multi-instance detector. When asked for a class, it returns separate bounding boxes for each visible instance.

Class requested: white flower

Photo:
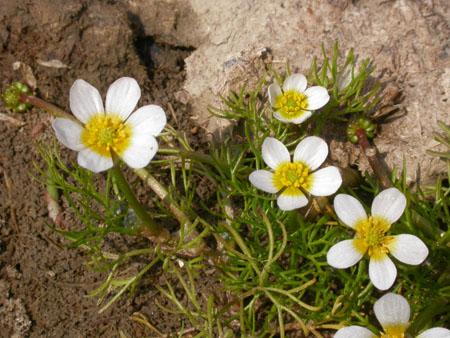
[334,293,450,338]
[327,188,429,290]
[52,77,166,173]
[268,73,330,124]
[249,136,342,211]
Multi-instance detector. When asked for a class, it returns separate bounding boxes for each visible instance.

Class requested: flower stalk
[134,167,224,265]
[110,165,170,243]
[18,92,79,123]
[355,128,393,189]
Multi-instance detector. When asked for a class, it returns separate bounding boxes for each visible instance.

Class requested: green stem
[133,168,190,228]
[110,165,170,243]
[158,147,215,165]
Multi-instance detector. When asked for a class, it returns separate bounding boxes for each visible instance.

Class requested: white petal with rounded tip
[52,118,85,151]
[249,170,278,193]
[371,188,406,224]
[273,111,292,123]
[389,234,429,265]
[304,86,330,110]
[126,105,166,136]
[327,240,363,268]
[374,293,410,330]
[369,255,397,290]
[70,79,104,124]
[334,326,376,338]
[308,166,342,196]
[293,136,328,170]
[268,83,282,107]
[416,327,450,338]
[261,137,290,170]
[288,110,312,124]
[78,148,113,173]
[277,191,308,211]
[283,74,307,93]
[105,77,141,121]
[121,134,158,169]
[334,194,368,229]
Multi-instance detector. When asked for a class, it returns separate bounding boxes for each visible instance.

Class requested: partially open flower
[52,77,166,173]
[335,293,450,338]
[249,136,342,211]
[327,188,429,290]
[268,74,330,124]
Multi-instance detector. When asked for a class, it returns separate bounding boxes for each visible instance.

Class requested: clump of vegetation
[7,43,449,337]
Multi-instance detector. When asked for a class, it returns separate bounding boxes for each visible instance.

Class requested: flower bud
[2,81,32,113]
[346,116,376,144]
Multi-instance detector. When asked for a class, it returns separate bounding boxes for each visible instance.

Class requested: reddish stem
[18,93,80,123]
[356,129,393,189]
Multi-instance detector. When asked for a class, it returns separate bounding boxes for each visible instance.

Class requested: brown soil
[0,1,219,337]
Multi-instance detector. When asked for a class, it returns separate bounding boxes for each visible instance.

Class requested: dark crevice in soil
[128,12,195,79]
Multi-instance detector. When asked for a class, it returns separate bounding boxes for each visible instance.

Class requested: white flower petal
[277,189,308,211]
[52,118,85,151]
[374,293,410,331]
[273,111,291,123]
[293,136,328,170]
[283,74,307,93]
[287,110,312,124]
[327,240,363,269]
[416,327,450,338]
[70,79,104,124]
[369,255,397,290]
[268,83,282,107]
[126,104,166,136]
[308,166,342,196]
[273,110,312,124]
[249,170,278,193]
[371,188,406,224]
[304,86,330,110]
[121,134,158,169]
[388,234,429,265]
[334,194,368,229]
[261,137,290,170]
[105,77,141,121]
[334,326,376,338]
[78,148,113,173]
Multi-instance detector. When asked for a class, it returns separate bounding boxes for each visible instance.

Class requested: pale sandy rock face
[129,0,449,185]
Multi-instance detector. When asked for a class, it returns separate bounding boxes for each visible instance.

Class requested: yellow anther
[275,89,309,120]
[354,216,392,258]
[273,161,311,192]
[81,114,132,157]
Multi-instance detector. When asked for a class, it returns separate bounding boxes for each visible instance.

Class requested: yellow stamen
[354,216,393,260]
[273,161,311,194]
[275,89,308,120]
[81,114,132,157]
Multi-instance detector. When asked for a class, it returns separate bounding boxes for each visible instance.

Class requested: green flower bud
[346,115,377,144]
[2,81,32,113]
[348,134,359,144]
[16,103,28,113]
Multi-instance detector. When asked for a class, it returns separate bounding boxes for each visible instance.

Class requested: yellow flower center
[275,89,308,119]
[379,325,407,338]
[273,162,311,193]
[354,216,393,260]
[81,114,132,157]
